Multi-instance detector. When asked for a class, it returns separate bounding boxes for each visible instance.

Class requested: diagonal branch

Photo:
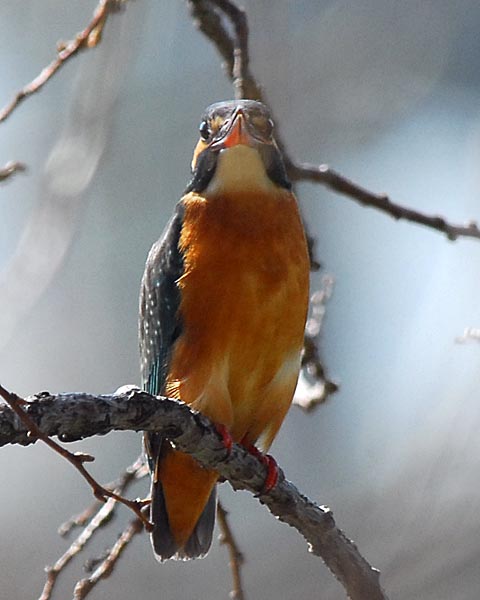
[0,387,388,600]
[188,0,260,101]
[73,516,144,600]
[188,0,235,79]
[0,0,127,124]
[39,457,147,600]
[0,385,151,529]
[0,161,26,183]
[286,161,480,242]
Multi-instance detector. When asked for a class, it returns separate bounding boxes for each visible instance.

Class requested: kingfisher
[139,99,310,561]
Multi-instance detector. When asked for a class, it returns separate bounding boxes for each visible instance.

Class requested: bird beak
[211,109,255,150]
[222,111,253,148]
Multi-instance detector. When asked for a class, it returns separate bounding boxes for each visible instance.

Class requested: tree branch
[0,385,151,528]
[296,276,338,411]
[286,161,480,242]
[73,516,144,600]
[189,0,480,244]
[0,387,387,600]
[0,160,26,183]
[188,0,235,80]
[217,501,246,600]
[0,0,127,124]
[39,457,147,600]
[188,0,260,101]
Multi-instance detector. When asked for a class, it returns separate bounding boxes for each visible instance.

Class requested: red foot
[261,454,279,493]
[241,439,279,494]
[215,424,234,453]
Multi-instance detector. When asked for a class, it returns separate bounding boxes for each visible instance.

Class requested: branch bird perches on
[0,385,388,600]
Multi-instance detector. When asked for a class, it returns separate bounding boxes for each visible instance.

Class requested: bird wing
[139,201,185,398]
[139,201,185,474]
[139,200,218,560]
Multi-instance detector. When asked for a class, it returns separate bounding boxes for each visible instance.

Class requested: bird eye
[199,120,210,141]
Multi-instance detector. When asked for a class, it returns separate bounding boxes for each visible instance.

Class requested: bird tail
[148,438,218,561]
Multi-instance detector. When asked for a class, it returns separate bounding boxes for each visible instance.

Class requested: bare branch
[58,456,148,537]
[296,277,339,411]
[287,161,480,242]
[0,385,151,529]
[0,4,139,354]
[188,0,235,79]
[217,501,246,600]
[0,388,388,600]
[455,327,480,343]
[41,498,118,600]
[40,457,147,600]
[188,0,261,101]
[189,1,479,244]
[0,161,26,183]
[73,517,144,600]
[0,0,127,124]
[208,0,259,100]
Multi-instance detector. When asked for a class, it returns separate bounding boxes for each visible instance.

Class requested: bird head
[186,100,291,194]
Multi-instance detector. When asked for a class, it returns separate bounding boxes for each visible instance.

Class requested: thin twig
[73,517,144,600]
[455,327,480,344]
[287,161,480,242]
[0,0,126,124]
[58,456,147,536]
[0,384,151,530]
[217,501,246,600]
[295,277,339,411]
[207,0,259,100]
[40,498,117,600]
[40,457,147,600]
[57,500,105,539]
[188,0,261,101]
[188,0,235,79]
[0,161,26,183]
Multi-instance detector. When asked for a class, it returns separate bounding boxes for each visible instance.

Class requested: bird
[139,99,310,561]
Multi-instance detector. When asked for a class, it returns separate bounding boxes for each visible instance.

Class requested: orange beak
[221,111,254,148]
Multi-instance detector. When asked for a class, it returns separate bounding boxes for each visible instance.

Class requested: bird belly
[166,189,310,447]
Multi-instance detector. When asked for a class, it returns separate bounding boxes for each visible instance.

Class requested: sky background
[2,1,480,599]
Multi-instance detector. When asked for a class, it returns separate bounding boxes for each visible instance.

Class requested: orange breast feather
[167,187,310,449]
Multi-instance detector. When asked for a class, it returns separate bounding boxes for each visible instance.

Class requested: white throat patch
[205,145,277,196]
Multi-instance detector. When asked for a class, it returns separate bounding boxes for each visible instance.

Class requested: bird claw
[241,440,278,494]
[215,423,234,454]
[260,454,278,493]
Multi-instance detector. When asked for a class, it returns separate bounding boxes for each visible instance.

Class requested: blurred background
[1,1,480,598]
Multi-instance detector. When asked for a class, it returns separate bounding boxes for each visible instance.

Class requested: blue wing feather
[140,201,216,560]
[139,201,185,397]
[139,200,217,560]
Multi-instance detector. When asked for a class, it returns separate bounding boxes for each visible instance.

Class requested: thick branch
[0,388,387,600]
[0,385,150,528]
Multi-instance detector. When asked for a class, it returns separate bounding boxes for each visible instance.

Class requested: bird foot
[259,454,278,493]
[215,423,234,454]
[241,440,279,494]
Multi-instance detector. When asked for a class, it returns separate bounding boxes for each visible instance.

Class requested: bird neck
[204,145,280,197]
